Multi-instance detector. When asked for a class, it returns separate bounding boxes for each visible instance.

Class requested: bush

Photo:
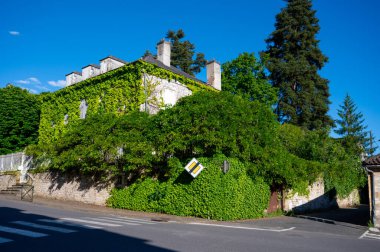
[107,155,270,220]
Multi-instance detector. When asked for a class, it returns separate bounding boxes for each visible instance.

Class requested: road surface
[0,197,379,251]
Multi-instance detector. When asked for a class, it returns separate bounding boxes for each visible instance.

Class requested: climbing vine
[39,60,215,145]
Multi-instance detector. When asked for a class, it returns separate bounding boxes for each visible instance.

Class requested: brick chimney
[206,60,221,91]
[157,40,171,66]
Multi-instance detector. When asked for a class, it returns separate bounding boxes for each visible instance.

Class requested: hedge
[107,155,270,220]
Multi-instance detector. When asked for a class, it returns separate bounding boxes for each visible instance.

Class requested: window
[79,100,88,119]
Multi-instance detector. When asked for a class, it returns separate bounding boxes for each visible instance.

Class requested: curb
[369,227,380,233]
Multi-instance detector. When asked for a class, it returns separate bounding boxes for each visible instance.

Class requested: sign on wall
[185,158,204,178]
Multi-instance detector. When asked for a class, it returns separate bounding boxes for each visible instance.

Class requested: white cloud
[20,87,38,94]
[9,31,20,36]
[28,77,40,84]
[27,88,38,94]
[16,80,31,84]
[47,80,66,87]
[35,84,51,91]
[16,77,41,85]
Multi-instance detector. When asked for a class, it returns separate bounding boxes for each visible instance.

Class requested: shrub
[107,155,270,220]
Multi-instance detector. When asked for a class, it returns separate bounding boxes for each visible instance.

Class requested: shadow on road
[301,205,370,227]
[0,206,173,252]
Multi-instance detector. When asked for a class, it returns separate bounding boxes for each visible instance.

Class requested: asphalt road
[0,197,379,252]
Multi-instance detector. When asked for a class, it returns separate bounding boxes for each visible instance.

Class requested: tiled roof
[141,55,208,85]
[99,55,128,64]
[82,64,100,69]
[65,71,82,76]
[363,154,380,166]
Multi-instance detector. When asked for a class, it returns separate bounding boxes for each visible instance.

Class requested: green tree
[166,29,207,76]
[264,0,333,130]
[150,91,279,164]
[27,112,155,179]
[334,94,372,155]
[0,84,40,154]
[222,52,277,106]
[367,131,378,156]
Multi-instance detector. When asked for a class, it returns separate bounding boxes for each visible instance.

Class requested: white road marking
[60,218,122,227]
[98,216,154,225]
[359,230,380,240]
[359,231,369,239]
[0,225,48,238]
[12,221,76,233]
[364,233,380,240]
[110,215,155,223]
[38,219,103,229]
[87,217,140,226]
[0,237,13,244]
[189,222,295,232]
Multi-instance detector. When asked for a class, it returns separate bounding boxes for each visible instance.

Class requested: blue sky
[1,0,379,150]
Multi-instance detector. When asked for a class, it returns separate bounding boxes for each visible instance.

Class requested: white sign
[185,158,204,178]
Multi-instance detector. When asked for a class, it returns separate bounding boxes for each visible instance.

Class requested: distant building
[363,154,380,228]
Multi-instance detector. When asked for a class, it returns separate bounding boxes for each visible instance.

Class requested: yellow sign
[185,158,204,178]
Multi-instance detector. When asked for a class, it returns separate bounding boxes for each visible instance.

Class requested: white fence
[0,152,26,172]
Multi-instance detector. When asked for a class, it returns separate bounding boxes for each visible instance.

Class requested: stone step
[0,189,20,194]
[11,185,23,189]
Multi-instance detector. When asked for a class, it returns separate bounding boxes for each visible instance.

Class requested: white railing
[0,152,29,172]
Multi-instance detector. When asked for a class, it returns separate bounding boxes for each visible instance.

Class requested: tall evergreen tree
[264,0,333,130]
[334,94,372,155]
[166,29,207,76]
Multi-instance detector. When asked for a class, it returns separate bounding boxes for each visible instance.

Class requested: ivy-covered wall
[39,60,215,145]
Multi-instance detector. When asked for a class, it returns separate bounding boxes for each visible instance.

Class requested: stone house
[363,154,380,228]
[38,40,221,144]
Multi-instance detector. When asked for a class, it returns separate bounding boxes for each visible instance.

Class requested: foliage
[264,0,333,130]
[27,112,154,178]
[0,85,40,155]
[334,94,374,155]
[221,52,278,106]
[166,29,207,76]
[150,91,279,164]
[38,60,215,145]
[31,90,366,199]
[279,124,366,197]
[152,92,328,193]
[107,155,270,220]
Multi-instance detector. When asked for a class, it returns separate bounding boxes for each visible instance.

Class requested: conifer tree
[334,94,372,155]
[166,29,206,76]
[264,0,333,130]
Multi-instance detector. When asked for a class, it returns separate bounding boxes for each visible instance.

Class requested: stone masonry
[31,172,115,206]
[284,177,360,213]
[374,172,380,227]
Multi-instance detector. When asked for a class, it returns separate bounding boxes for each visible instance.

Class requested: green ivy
[107,155,270,220]
[39,60,216,145]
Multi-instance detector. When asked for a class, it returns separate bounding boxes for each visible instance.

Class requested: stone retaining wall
[0,174,17,190]
[285,178,360,213]
[30,172,115,206]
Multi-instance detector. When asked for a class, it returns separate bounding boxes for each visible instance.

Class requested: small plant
[264,209,284,218]
[368,220,374,228]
